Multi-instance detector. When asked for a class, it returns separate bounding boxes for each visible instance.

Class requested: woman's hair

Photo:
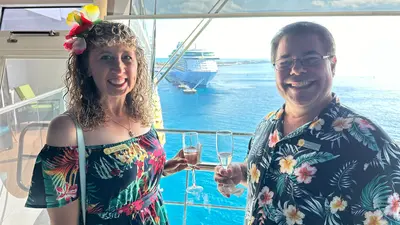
[65,21,153,129]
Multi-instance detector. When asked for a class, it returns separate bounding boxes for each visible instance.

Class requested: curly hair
[64,21,153,130]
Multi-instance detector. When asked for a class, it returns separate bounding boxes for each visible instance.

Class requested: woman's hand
[163,144,202,176]
[162,149,188,176]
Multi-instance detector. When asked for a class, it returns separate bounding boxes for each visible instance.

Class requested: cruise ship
[166,42,219,88]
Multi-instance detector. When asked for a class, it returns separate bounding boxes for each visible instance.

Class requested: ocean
[157,60,400,225]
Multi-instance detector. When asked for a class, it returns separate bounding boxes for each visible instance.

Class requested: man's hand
[214,163,246,197]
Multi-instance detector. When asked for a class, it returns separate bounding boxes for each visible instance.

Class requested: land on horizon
[155,58,270,68]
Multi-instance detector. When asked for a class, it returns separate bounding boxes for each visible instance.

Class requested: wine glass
[183,132,203,194]
[216,130,245,197]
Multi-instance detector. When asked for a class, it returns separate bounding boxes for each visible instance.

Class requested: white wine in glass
[216,130,234,169]
[218,152,233,170]
[216,130,245,197]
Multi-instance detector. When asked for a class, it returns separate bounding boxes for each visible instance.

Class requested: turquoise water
[158,61,400,225]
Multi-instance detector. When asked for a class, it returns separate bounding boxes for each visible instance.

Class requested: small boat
[183,88,197,94]
[178,84,189,89]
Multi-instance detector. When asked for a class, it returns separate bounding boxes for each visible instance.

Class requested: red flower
[55,182,78,202]
[136,160,144,178]
[63,37,87,55]
[148,155,166,174]
[111,168,121,176]
[66,12,93,39]
[117,199,145,216]
[63,40,73,51]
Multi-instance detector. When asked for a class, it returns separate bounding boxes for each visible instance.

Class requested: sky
[5,6,399,80]
[148,16,400,79]
[153,16,400,59]
[12,2,399,80]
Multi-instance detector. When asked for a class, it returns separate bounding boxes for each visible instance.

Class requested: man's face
[274,33,336,110]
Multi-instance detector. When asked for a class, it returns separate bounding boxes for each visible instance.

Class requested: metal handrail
[105,10,400,20]
[165,200,245,211]
[16,122,49,192]
[0,180,9,224]
[0,87,65,115]
[182,168,189,225]
[157,128,253,137]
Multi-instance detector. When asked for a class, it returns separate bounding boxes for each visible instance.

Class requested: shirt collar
[274,93,340,121]
[270,93,340,140]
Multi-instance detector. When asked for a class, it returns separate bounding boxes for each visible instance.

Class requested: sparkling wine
[184,147,199,166]
[218,152,232,169]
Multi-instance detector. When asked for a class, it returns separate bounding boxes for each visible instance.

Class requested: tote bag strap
[65,113,86,225]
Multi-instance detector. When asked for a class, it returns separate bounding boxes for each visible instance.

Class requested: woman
[25,4,187,225]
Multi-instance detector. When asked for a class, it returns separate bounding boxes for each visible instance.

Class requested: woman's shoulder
[46,113,78,147]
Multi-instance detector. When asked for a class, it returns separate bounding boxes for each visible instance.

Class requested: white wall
[6,59,66,102]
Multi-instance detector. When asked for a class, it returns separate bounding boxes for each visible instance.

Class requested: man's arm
[239,137,253,187]
[344,117,400,223]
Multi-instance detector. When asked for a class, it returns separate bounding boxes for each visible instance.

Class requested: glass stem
[191,168,197,187]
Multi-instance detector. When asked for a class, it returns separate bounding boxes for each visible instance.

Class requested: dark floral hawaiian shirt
[245,94,400,225]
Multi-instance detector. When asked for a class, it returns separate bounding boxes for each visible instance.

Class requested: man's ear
[331,56,337,77]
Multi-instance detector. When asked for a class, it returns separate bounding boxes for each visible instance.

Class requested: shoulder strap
[65,113,86,225]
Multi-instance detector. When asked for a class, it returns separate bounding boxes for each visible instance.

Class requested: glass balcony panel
[186,207,245,225]
[0,104,54,225]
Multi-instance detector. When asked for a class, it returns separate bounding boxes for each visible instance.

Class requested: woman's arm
[47,201,80,225]
[45,115,80,225]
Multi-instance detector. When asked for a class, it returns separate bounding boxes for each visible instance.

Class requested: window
[1,7,80,31]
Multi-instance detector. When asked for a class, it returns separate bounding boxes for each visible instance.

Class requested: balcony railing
[21,123,248,223]
[1,87,399,225]
[1,121,248,225]
[0,87,250,224]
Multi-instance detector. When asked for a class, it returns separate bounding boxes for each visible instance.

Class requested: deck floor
[0,127,48,225]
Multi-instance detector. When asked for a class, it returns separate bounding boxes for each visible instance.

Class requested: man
[214,21,400,225]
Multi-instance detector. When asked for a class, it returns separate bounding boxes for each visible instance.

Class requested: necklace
[110,117,134,137]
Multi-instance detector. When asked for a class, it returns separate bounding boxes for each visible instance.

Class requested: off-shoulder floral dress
[25,128,169,225]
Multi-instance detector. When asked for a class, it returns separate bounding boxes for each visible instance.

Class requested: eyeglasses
[273,54,332,71]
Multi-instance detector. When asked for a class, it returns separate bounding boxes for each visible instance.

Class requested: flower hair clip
[63,4,101,55]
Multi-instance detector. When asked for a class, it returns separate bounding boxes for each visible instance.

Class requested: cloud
[149,0,242,14]
[147,0,400,14]
[312,0,400,8]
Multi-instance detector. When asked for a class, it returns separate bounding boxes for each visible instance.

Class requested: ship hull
[167,69,217,88]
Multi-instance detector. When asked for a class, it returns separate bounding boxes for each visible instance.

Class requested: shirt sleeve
[345,116,400,224]
[25,145,80,208]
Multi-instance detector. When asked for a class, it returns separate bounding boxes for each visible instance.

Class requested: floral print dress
[245,94,400,225]
[25,128,169,225]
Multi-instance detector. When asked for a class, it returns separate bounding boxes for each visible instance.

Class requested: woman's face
[88,44,138,98]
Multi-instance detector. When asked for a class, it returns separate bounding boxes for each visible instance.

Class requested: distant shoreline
[217,59,270,66]
[155,59,270,68]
